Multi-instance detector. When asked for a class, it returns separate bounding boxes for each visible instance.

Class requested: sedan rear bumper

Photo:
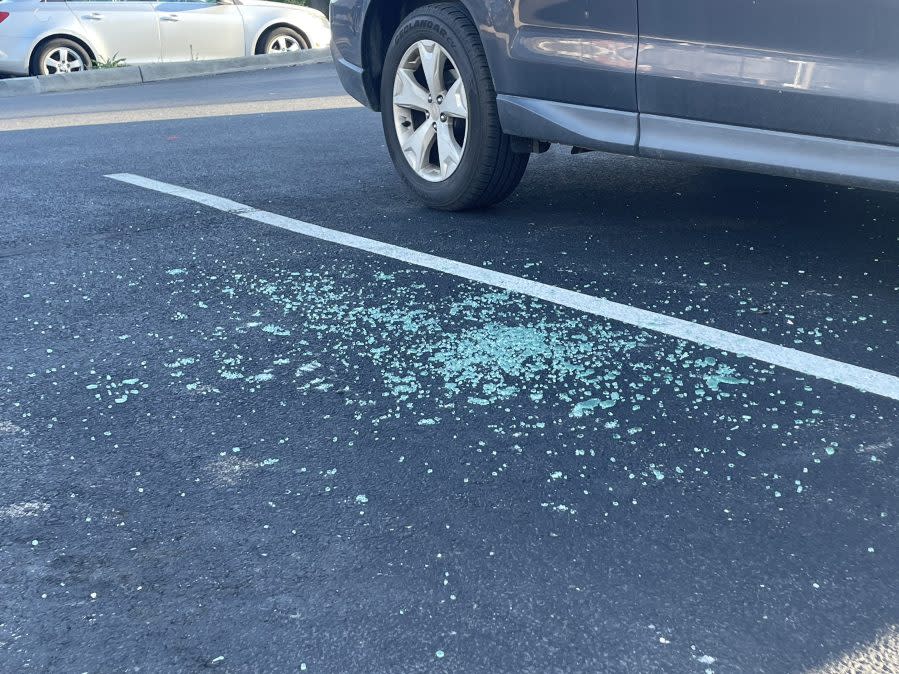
[0,36,33,76]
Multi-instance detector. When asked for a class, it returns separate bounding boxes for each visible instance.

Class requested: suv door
[70,0,160,64]
[637,0,899,145]
[154,0,244,62]
[507,0,638,111]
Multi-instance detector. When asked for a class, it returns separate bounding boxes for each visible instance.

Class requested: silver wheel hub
[392,40,469,182]
[43,47,85,75]
[268,35,301,53]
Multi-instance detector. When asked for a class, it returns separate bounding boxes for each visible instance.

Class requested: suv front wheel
[380,3,529,211]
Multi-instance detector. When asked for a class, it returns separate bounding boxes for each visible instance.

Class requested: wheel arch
[252,22,311,55]
[361,0,493,112]
[29,33,97,75]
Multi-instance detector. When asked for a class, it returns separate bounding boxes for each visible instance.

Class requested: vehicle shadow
[505,148,899,237]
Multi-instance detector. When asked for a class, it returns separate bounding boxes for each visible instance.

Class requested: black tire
[380,3,528,211]
[255,26,309,55]
[30,38,92,77]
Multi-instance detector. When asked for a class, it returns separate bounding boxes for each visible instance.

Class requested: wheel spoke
[417,41,445,96]
[436,122,463,178]
[393,68,431,112]
[441,78,468,120]
[401,122,436,173]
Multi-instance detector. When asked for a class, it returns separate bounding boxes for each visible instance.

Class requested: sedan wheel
[259,28,308,55]
[267,35,301,53]
[32,39,91,76]
[44,47,85,74]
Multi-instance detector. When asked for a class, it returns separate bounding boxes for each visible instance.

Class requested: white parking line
[107,172,899,402]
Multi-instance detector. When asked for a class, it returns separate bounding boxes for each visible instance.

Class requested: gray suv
[330,1,899,210]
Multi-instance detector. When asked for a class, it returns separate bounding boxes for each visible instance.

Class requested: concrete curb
[139,48,331,82]
[0,48,331,98]
[38,66,143,93]
[0,77,41,96]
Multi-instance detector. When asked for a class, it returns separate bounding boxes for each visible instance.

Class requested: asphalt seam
[106,172,899,402]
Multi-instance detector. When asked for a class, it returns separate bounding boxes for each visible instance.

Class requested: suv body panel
[332,0,899,192]
[330,0,638,112]
[638,0,899,146]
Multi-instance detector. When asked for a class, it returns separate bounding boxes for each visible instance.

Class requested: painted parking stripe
[106,173,899,402]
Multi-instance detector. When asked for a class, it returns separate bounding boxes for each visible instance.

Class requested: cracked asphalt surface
[1,63,897,673]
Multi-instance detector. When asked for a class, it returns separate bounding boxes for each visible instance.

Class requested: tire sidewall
[380,11,491,205]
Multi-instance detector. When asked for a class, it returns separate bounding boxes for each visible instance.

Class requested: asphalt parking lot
[1,63,897,673]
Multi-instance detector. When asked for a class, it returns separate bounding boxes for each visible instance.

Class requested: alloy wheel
[43,47,85,75]
[392,40,469,182]
[267,36,301,53]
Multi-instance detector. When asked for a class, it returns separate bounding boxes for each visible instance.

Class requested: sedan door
[636,0,899,146]
[154,0,244,62]
[70,0,160,64]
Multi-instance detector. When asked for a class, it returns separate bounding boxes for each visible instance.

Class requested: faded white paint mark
[0,501,49,519]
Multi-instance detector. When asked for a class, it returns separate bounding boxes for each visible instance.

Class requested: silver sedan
[0,0,330,76]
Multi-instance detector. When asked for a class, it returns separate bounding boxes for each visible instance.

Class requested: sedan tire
[380,3,528,211]
[31,39,91,76]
